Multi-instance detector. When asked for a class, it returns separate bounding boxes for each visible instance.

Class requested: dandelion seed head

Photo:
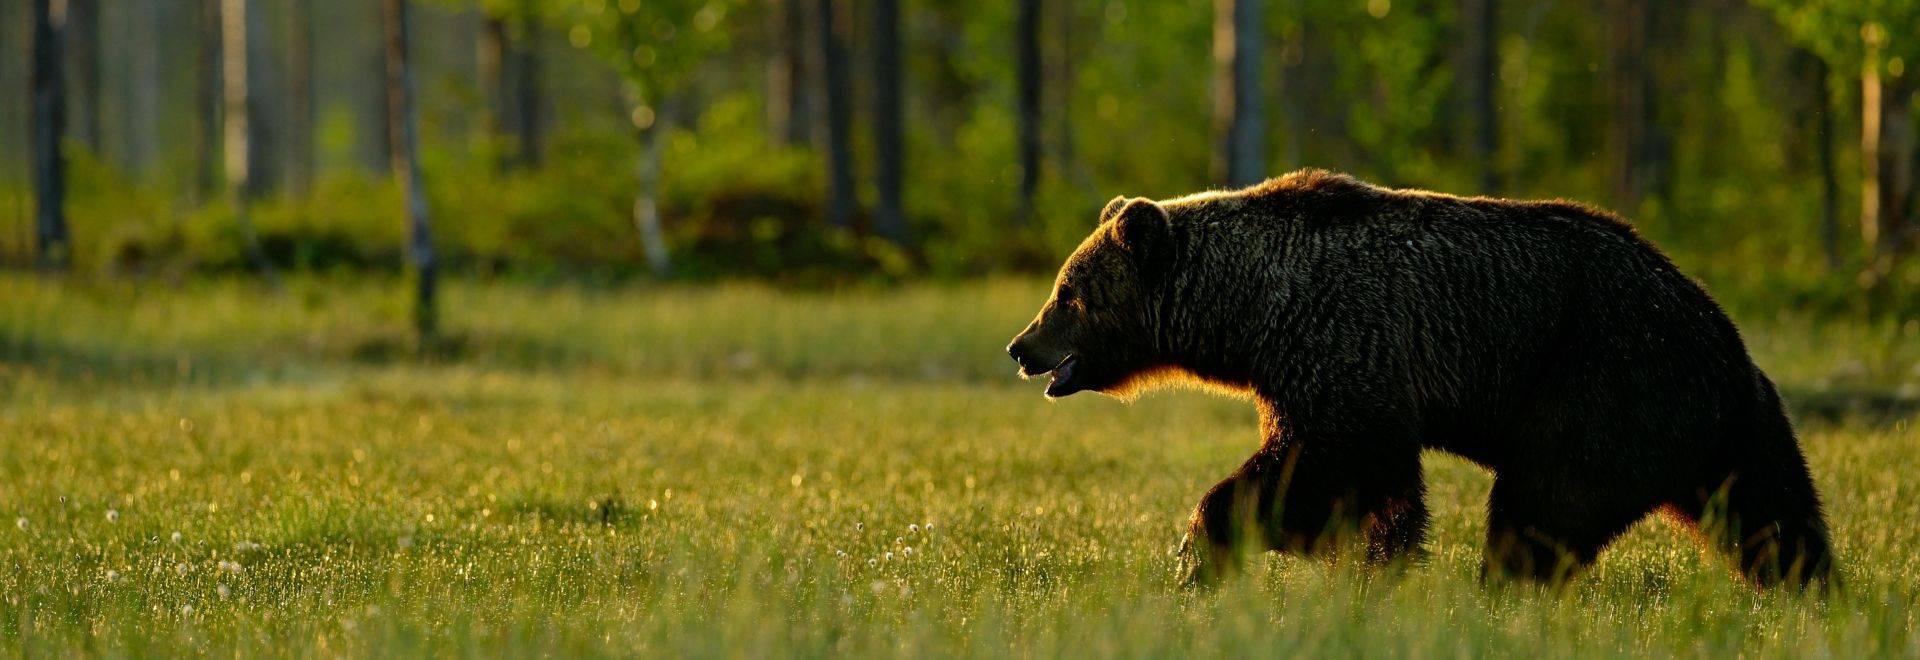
[908,524,919,534]
[13,518,26,531]
[216,584,231,599]
[170,531,183,544]
[105,509,119,523]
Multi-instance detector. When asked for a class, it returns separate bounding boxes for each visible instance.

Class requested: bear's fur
[1006,169,1832,589]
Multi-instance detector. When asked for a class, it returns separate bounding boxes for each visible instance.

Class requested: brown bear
[1006,169,1832,589]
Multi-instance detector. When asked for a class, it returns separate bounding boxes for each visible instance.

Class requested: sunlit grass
[1,274,1917,655]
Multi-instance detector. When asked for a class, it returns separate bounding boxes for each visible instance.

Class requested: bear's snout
[1006,338,1040,376]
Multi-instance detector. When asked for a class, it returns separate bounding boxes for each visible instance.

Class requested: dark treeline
[4,0,1918,299]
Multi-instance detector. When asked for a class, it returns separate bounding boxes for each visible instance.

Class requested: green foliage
[1758,0,1920,66]
[560,0,734,100]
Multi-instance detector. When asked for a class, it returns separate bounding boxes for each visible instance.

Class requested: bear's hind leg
[1669,452,1833,590]
[1481,478,1645,586]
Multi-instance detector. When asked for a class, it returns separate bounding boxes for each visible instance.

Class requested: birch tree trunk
[1860,24,1886,252]
[630,96,671,278]
[221,0,274,277]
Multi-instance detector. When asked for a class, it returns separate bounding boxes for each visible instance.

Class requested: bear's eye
[1055,283,1076,304]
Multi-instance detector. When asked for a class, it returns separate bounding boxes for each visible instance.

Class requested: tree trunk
[1016,0,1041,220]
[1798,50,1839,270]
[124,0,160,178]
[365,47,393,173]
[196,0,222,202]
[870,0,908,245]
[1458,0,1499,193]
[511,13,542,169]
[66,0,100,152]
[383,0,439,344]
[1278,4,1308,169]
[817,0,855,229]
[1212,0,1265,188]
[1604,0,1661,211]
[288,0,314,197]
[1876,74,1915,257]
[1861,34,1882,251]
[478,15,507,164]
[1604,0,1644,210]
[767,0,815,146]
[1047,0,1085,189]
[30,0,68,268]
[631,101,671,278]
[221,0,273,277]
[244,0,281,197]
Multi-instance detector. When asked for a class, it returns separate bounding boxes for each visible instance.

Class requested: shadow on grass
[1781,387,1920,427]
[0,326,595,388]
[8,331,1919,428]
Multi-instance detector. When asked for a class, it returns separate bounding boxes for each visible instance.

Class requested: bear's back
[1202,170,1754,425]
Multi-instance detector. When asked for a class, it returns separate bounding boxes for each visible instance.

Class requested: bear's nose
[1006,340,1032,371]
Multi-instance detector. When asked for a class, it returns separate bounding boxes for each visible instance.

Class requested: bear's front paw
[1175,531,1225,589]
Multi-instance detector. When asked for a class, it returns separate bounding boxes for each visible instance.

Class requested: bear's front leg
[1177,435,1426,588]
[1176,471,1260,588]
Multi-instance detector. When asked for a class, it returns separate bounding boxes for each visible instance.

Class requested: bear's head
[1006,195,1172,398]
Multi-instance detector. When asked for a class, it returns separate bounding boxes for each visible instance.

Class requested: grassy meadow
[3,273,1919,656]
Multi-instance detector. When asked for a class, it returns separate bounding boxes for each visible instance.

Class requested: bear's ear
[1097,196,1130,226]
[1110,199,1171,272]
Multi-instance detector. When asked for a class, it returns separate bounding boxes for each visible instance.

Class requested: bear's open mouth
[1043,355,1080,398]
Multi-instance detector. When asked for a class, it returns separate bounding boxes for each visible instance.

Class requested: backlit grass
[1,274,1917,656]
